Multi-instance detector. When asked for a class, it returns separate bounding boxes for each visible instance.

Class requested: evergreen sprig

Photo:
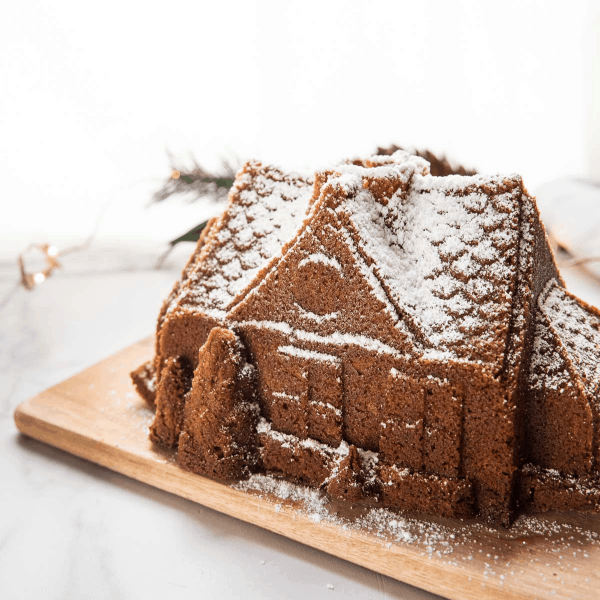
[152,152,238,204]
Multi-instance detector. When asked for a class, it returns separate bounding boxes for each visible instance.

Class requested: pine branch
[169,221,209,246]
[152,151,238,204]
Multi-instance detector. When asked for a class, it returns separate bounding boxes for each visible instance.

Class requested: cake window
[307,359,343,446]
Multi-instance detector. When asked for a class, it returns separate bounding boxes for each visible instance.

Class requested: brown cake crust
[133,150,600,527]
[149,356,193,448]
[326,445,371,503]
[519,464,600,513]
[130,361,156,406]
[376,144,477,177]
[154,217,219,382]
[379,465,474,519]
[177,327,259,480]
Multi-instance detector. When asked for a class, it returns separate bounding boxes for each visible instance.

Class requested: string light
[13,166,189,294]
[18,243,62,291]
[4,167,164,307]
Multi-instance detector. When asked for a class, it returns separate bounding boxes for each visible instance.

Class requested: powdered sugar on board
[234,472,600,589]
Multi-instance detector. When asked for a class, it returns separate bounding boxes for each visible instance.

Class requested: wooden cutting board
[14,336,600,600]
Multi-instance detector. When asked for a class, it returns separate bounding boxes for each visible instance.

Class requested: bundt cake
[132,150,600,526]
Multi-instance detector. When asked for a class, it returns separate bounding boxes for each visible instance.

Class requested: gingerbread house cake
[131,151,600,526]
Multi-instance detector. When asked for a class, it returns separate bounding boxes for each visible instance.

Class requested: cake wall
[238,322,517,523]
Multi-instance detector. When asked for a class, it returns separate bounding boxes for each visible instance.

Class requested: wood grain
[14,336,600,600]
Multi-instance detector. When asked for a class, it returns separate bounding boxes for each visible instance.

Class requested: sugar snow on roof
[336,170,521,361]
[541,282,600,395]
[182,163,313,312]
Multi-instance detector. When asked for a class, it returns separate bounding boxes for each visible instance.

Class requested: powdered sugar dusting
[272,391,300,401]
[278,345,341,363]
[529,311,570,393]
[234,471,599,563]
[231,319,407,358]
[257,417,346,454]
[310,399,342,417]
[298,252,342,271]
[174,162,313,314]
[294,302,338,323]
[543,282,600,395]
[337,223,408,332]
[293,328,404,358]
[233,471,600,592]
[336,171,522,363]
[530,279,600,394]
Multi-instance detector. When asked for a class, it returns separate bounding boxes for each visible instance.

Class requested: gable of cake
[167,161,314,320]
[541,282,600,399]
[532,280,600,470]
[228,203,416,353]
[227,162,424,354]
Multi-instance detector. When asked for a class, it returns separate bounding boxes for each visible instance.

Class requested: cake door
[342,351,389,452]
[379,370,463,477]
[379,370,425,470]
[422,377,463,478]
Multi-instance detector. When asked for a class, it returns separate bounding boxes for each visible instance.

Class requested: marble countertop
[3,238,600,600]
[0,240,446,600]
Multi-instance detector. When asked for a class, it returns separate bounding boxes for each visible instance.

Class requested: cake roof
[167,151,533,367]
[532,280,600,396]
[171,162,314,319]
[328,164,523,363]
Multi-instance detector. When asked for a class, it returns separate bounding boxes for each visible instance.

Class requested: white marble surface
[0,240,445,600]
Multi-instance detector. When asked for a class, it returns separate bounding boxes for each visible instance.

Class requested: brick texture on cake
[132,150,600,527]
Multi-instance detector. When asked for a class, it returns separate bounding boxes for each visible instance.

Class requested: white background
[1,0,599,246]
